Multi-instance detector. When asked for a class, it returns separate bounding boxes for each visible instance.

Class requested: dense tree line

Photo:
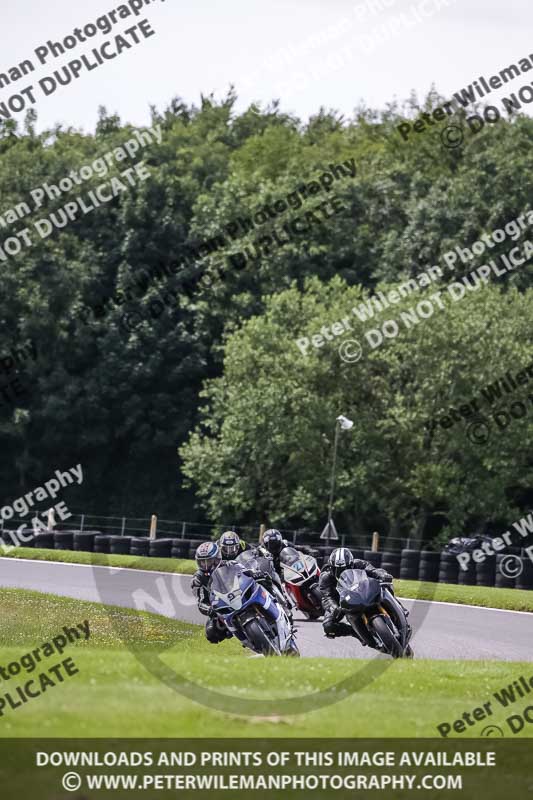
[1,90,532,542]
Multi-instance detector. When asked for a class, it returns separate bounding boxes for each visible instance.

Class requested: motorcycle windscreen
[235,550,257,566]
[280,546,308,578]
[280,546,300,565]
[236,551,274,576]
[210,563,248,613]
[337,568,381,611]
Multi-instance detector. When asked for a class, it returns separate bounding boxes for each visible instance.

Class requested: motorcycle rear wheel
[243,618,279,656]
[370,615,402,658]
[308,585,324,614]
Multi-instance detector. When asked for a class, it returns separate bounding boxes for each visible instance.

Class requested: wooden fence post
[371,531,379,552]
[149,515,157,540]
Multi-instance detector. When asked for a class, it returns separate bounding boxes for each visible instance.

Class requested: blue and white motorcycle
[209,560,300,656]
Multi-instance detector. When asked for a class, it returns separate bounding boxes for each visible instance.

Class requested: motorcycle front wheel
[370,615,402,658]
[243,618,279,656]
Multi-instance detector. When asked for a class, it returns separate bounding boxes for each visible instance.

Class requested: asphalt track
[1,557,532,660]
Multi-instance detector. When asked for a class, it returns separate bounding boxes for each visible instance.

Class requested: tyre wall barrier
[149,538,174,558]
[380,551,401,578]
[476,555,496,587]
[516,557,533,590]
[363,550,382,568]
[418,551,440,583]
[94,534,111,553]
[1,528,35,548]
[54,531,74,550]
[73,531,97,552]
[2,530,533,591]
[171,540,190,559]
[110,536,131,555]
[494,554,515,589]
[130,537,150,556]
[33,532,55,549]
[457,559,476,586]
[438,553,459,584]
[400,549,420,580]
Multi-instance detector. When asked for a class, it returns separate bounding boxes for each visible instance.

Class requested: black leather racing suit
[319,561,392,645]
[256,544,293,621]
[191,568,230,644]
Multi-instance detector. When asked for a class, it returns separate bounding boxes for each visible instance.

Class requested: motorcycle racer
[259,529,289,577]
[258,529,294,624]
[319,547,393,645]
[192,541,232,644]
[218,530,250,560]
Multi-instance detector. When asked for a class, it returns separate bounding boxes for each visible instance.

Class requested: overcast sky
[2,0,531,132]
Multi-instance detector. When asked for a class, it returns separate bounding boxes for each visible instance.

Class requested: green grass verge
[0,545,195,574]
[3,547,533,611]
[0,588,531,739]
[395,579,533,612]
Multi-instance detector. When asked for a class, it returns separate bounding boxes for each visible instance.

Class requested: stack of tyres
[33,532,55,550]
[109,536,131,555]
[476,555,496,587]
[171,540,189,559]
[10,528,35,548]
[73,532,97,552]
[380,551,401,578]
[458,557,476,585]
[130,537,150,556]
[516,557,533,590]
[363,550,382,568]
[54,531,74,550]
[351,548,365,560]
[94,535,111,554]
[149,538,174,558]
[495,554,515,589]
[418,551,440,583]
[187,540,202,559]
[400,549,420,580]
[439,552,459,584]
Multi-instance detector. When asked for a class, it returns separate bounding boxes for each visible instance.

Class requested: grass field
[0,545,195,574]
[0,588,531,739]
[3,546,533,611]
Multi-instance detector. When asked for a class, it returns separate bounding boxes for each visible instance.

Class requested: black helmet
[263,529,284,555]
[219,531,241,559]
[195,541,221,573]
[328,547,354,578]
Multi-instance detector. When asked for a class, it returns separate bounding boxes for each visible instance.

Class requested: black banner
[1,738,532,799]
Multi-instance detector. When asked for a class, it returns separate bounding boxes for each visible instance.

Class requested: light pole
[324,415,353,546]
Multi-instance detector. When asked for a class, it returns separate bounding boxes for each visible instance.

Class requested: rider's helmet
[328,547,354,579]
[262,529,284,556]
[219,531,241,560]
[195,541,221,573]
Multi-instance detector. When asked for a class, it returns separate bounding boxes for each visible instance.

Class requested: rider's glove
[376,569,393,583]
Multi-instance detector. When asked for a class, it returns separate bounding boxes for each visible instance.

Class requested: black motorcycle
[444,535,492,555]
[337,568,413,658]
